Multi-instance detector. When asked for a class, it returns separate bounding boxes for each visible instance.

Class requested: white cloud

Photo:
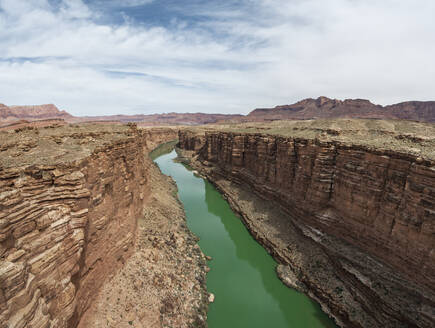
[0,0,434,116]
[96,0,155,7]
[60,0,92,19]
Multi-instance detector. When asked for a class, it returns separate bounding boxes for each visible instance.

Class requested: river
[153,148,337,328]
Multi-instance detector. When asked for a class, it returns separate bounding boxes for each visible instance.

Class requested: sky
[0,0,434,116]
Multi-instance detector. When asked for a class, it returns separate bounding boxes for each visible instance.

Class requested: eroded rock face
[76,152,208,328]
[0,125,178,328]
[178,130,435,327]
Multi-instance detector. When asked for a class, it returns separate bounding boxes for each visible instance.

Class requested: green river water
[153,148,337,328]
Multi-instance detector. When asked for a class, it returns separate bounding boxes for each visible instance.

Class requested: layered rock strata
[77,142,208,328]
[0,124,206,327]
[178,129,435,328]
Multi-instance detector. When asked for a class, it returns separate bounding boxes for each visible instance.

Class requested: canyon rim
[177,120,435,328]
[0,117,433,327]
[1,0,435,327]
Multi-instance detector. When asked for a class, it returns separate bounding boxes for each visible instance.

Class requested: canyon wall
[179,130,435,327]
[0,125,177,328]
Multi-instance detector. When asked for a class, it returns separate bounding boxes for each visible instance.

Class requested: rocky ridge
[2,96,435,128]
[69,113,243,126]
[249,96,435,122]
[0,104,73,124]
[0,124,208,327]
[178,123,435,328]
[0,102,241,127]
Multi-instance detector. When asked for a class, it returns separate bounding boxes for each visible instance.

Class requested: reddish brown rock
[178,128,435,328]
[248,96,435,122]
[0,124,186,328]
[183,130,435,288]
[0,104,73,124]
[3,96,435,129]
[0,102,242,126]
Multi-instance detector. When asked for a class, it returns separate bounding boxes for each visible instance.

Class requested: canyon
[0,124,208,327]
[178,119,435,328]
[0,116,434,328]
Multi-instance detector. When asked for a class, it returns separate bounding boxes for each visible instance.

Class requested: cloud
[0,0,434,115]
[60,0,92,18]
[96,0,154,7]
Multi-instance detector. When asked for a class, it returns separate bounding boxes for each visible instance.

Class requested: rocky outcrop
[386,101,435,122]
[248,96,435,122]
[0,104,73,124]
[0,124,196,328]
[178,129,435,328]
[176,130,206,152]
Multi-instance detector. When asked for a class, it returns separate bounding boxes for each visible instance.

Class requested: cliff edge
[178,119,435,328]
[0,124,208,328]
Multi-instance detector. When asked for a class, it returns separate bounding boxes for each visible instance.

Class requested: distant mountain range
[1,97,434,127]
[0,103,73,123]
[248,97,435,122]
[0,103,242,127]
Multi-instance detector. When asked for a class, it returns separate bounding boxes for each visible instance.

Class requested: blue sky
[0,0,434,116]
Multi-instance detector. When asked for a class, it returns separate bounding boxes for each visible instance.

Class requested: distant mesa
[69,112,244,126]
[248,96,435,122]
[0,103,72,126]
[0,102,243,127]
[1,96,434,127]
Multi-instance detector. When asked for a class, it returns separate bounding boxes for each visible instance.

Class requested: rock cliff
[0,124,206,327]
[178,125,435,328]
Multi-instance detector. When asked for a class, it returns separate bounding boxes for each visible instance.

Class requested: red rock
[248,96,435,122]
[0,125,179,327]
[179,129,435,328]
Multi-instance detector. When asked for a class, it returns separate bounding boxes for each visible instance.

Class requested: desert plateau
[1,113,434,328]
